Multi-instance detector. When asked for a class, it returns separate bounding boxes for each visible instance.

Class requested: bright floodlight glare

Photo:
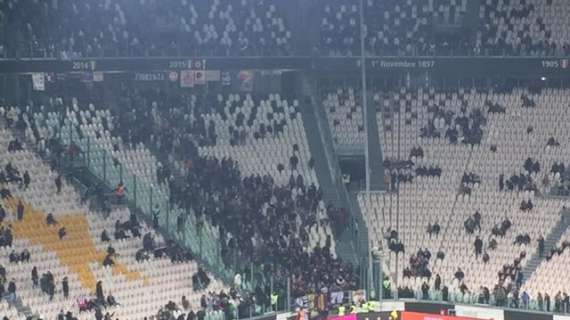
[541,76,547,81]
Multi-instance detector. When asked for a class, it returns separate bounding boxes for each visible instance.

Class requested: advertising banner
[503,310,552,320]
[401,311,491,320]
[405,302,454,315]
[180,70,195,88]
[454,305,503,320]
[328,314,358,320]
[205,70,221,81]
[134,72,165,81]
[93,71,104,82]
[238,70,254,91]
[221,71,232,86]
[357,311,400,320]
[32,73,45,91]
[194,70,206,85]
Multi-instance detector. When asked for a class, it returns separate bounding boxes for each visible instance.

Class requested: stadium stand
[319,86,366,147]
[0,125,228,319]
[0,0,291,58]
[360,85,570,303]
[522,227,570,312]
[2,0,570,58]
[20,89,357,300]
[3,0,570,318]
[318,1,361,56]
[479,0,570,56]
[318,0,471,56]
[364,0,470,56]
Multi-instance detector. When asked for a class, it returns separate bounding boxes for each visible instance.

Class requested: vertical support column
[102,150,107,183]
[371,248,382,302]
[87,136,91,168]
[133,174,137,207]
[359,0,370,192]
[286,276,291,312]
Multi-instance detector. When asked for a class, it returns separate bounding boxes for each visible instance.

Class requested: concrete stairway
[366,92,386,191]
[299,74,370,275]
[1,293,33,319]
[521,208,570,284]
[299,84,357,265]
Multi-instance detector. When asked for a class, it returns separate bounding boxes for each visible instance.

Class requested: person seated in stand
[9,250,18,263]
[20,249,30,262]
[126,212,141,237]
[437,250,445,260]
[136,248,150,262]
[143,232,155,251]
[488,236,498,250]
[181,295,190,311]
[114,226,128,240]
[101,230,110,242]
[102,253,114,267]
[115,182,126,203]
[46,213,58,226]
[58,227,67,240]
[106,293,119,306]
[479,250,489,264]
[547,137,560,147]
[454,268,465,281]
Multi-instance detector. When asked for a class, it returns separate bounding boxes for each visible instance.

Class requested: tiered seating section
[0,0,291,58]
[32,100,223,272]
[0,127,225,319]
[480,0,570,56]
[26,90,355,299]
[522,228,570,303]
[364,0,469,55]
[320,87,365,147]
[360,86,570,301]
[3,0,570,58]
[199,93,318,187]
[318,0,469,56]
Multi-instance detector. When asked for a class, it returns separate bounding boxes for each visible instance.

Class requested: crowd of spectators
[546,239,570,261]
[404,248,432,278]
[421,105,486,146]
[491,217,513,237]
[155,289,247,320]
[0,0,292,58]
[384,227,405,254]
[415,165,442,178]
[464,211,482,234]
[55,86,359,299]
[8,249,30,263]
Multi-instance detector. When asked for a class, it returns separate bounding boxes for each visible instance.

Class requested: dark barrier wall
[504,310,553,320]
[252,313,278,320]
[405,302,454,315]
[357,312,400,320]
[1,57,570,77]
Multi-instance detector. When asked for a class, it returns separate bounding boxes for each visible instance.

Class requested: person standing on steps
[538,236,545,257]
[62,276,69,299]
[16,200,24,221]
[31,266,38,287]
[55,174,62,194]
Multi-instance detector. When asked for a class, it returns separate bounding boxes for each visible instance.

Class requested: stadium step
[521,208,570,285]
[299,75,373,291]
[366,92,386,191]
[300,74,364,266]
